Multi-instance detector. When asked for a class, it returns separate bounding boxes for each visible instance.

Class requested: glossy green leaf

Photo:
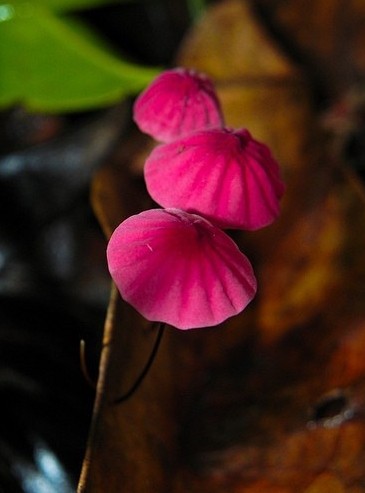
[0,3,160,112]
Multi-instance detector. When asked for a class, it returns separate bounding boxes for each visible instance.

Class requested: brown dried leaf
[252,0,365,97]
[177,0,317,176]
[79,1,365,492]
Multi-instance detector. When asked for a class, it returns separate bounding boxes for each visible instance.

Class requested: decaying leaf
[177,0,316,175]
[78,1,365,492]
[251,0,365,98]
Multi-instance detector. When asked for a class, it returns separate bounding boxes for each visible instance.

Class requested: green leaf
[0,3,160,113]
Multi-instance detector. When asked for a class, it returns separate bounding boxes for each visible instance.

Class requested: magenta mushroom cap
[107,208,257,330]
[144,128,285,230]
[133,68,224,143]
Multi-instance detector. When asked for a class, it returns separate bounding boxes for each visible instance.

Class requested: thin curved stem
[80,339,97,389]
[114,322,166,405]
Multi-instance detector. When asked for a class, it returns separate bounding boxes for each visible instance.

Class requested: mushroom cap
[107,208,257,330]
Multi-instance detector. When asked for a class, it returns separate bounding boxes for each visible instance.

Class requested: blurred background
[1,0,365,492]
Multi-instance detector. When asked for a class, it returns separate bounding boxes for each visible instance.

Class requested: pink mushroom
[144,128,285,231]
[133,68,224,143]
[107,208,257,330]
